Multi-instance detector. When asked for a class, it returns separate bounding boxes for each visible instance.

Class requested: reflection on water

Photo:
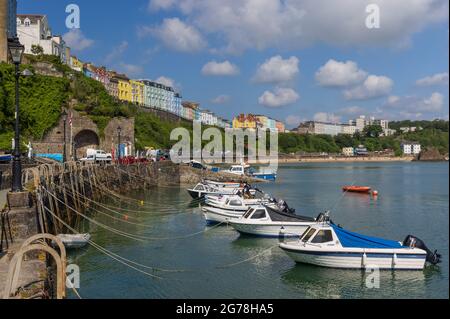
[69,162,448,299]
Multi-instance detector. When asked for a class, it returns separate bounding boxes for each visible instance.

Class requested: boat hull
[252,173,277,181]
[279,244,427,270]
[202,208,244,224]
[229,221,310,238]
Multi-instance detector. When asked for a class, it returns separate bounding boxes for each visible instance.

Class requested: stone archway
[73,129,100,159]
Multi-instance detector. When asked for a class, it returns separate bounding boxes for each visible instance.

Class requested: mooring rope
[59,182,193,216]
[216,244,280,269]
[42,205,184,278]
[44,187,225,241]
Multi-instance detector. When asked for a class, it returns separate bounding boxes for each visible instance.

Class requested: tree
[363,125,383,138]
[31,44,44,56]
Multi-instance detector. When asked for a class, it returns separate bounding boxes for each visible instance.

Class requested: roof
[17,14,46,24]
[331,224,404,249]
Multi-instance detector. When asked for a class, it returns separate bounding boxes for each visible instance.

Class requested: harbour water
[69,162,449,299]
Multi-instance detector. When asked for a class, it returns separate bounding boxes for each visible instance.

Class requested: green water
[68,162,449,299]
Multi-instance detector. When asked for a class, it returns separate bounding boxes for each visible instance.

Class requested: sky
[18,0,449,128]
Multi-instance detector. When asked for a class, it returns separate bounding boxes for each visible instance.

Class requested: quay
[0,161,260,299]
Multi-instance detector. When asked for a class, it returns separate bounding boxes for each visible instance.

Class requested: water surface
[69,162,449,299]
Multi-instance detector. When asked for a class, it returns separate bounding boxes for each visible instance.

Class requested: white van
[81,149,112,163]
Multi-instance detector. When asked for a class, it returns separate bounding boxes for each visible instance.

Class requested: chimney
[0,0,8,62]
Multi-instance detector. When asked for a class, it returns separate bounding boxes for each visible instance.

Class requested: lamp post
[62,109,67,163]
[117,126,122,161]
[9,38,25,193]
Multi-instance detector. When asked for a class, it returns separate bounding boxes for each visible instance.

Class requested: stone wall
[32,109,135,159]
[102,117,135,155]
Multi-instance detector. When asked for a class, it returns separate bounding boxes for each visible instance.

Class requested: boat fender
[362,253,367,268]
[392,253,397,268]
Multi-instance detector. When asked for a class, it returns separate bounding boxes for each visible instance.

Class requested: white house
[401,142,421,155]
[342,147,355,157]
[17,14,68,62]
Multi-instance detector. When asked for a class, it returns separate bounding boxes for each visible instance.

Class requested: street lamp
[9,38,25,193]
[61,109,67,163]
[117,126,122,161]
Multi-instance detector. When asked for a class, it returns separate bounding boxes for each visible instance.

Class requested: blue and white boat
[280,222,441,270]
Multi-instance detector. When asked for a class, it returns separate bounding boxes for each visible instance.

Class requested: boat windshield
[251,209,267,219]
[301,228,317,242]
[228,199,243,206]
[194,185,205,191]
[243,208,254,218]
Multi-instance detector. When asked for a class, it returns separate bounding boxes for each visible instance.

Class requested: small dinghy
[342,186,371,194]
[280,222,441,270]
[56,234,91,249]
[228,201,319,237]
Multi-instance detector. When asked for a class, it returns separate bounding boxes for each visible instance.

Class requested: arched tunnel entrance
[73,129,100,159]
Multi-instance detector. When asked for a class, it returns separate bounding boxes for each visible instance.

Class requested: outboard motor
[403,235,441,265]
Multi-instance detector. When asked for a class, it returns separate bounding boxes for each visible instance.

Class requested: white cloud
[337,106,366,116]
[344,75,394,100]
[315,60,367,87]
[258,87,300,107]
[285,115,303,127]
[148,0,176,11]
[148,0,448,53]
[63,29,94,52]
[313,112,341,123]
[382,92,445,119]
[105,41,128,63]
[154,76,179,90]
[202,61,239,76]
[211,94,231,104]
[416,72,449,86]
[117,63,144,78]
[253,55,299,83]
[140,18,207,53]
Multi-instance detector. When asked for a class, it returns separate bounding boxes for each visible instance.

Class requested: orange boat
[342,186,372,194]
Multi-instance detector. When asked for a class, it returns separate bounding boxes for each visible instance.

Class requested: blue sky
[19,0,449,128]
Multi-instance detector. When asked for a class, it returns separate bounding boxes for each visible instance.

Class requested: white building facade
[17,14,68,62]
[401,142,421,155]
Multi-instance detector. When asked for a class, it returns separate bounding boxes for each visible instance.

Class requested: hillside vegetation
[279,121,449,155]
[0,56,209,152]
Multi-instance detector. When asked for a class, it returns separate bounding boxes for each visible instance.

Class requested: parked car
[80,149,112,163]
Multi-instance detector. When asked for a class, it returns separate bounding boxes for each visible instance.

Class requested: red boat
[342,186,372,194]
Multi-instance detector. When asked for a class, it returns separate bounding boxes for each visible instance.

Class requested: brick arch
[74,129,100,158]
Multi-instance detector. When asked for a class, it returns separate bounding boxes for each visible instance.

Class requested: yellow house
[114,74,132,102]
[130,80,144,105]
[70,56,84,72]
[232,114,258,130]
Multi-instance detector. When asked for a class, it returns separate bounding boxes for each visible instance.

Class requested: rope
[44,187,225,241]
[216,244,279,269]
[58,182,191,216]
[43,205,167,279]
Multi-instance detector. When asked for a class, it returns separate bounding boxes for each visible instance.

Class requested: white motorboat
[56,233,91,249]
[279,223,441,270]
[205,194,265,209]
[202,195,269,224]
[187,183,241,199]
[202,206,247,224]
[228,203,318,238]
[203,180,242,189]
